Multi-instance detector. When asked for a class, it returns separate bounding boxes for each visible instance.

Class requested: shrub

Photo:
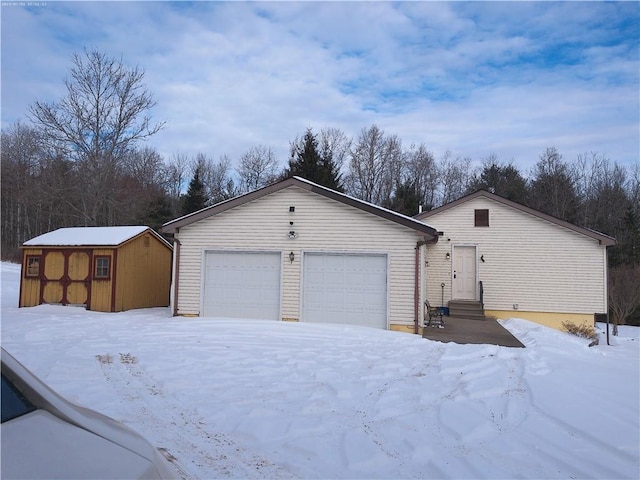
[562,321,599,346]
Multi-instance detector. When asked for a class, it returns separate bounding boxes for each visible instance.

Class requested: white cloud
[1,1,637,174]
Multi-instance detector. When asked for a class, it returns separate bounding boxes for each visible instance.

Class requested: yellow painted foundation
[486,310,594,331]
[390,324,422,335]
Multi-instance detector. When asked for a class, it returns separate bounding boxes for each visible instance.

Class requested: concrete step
[448,313,486,321]
[448,300,485,321]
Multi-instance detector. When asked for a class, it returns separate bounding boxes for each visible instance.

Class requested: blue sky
[1,1,638,173]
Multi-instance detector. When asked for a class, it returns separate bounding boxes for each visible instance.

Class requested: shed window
[25,256,40,277]
[475,209,489,227]
[94,256,111,279]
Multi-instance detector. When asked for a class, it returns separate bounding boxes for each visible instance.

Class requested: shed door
[302,253,387,329]
[42,251,89,305]
[66,251,89,305]
[42,251,64,304]
[202,251,281,320]
[453,246,477,300]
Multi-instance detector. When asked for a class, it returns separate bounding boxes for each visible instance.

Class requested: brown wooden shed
[19,226,172,312]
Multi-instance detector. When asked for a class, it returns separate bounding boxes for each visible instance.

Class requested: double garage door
[202,251,387,329]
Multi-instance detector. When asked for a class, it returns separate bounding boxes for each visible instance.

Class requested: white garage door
[203,251,281,320]
[302,253,388,329]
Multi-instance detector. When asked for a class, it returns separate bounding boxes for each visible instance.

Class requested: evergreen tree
[319,151,344,192]
[384,179,421,216]
[467,158,528,204]
[181,167,208,215]
[285,128,344,191]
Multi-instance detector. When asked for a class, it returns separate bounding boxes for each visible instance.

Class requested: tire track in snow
[97,353,293,479]
[426,347,534,478]
[339,344,448,476]
[521,397,636,478]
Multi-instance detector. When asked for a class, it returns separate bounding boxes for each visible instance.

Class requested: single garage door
[302,253,388,329]
[203,251,281,320]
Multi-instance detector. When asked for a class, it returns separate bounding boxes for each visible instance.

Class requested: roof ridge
[162,176,438,238]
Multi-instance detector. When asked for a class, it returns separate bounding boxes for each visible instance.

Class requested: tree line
[2,50,638,326]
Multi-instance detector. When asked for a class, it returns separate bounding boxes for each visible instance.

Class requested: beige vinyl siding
[425,197,608,314]
[175,186,423,327]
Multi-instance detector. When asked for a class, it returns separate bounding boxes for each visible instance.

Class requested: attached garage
[162,177,439,334]
[302,253,387,329]
[202,251,281,320]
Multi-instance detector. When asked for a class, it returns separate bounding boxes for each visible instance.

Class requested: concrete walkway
[422,316,525,348]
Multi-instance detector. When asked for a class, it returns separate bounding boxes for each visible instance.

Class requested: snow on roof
[23,226,150,247]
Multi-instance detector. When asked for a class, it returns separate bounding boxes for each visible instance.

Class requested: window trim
[474,209,490,227]
[25,255,41,278]
[94,256,111,280]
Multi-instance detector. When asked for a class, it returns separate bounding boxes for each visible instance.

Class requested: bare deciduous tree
[111,147,174,228]
[345,124,402,204]
[237,145,279,192]
[124,147,166,188]
[438,151,472,205]
[404,143,439,211]
[28,49,165,225]
[1,122,46,257]
[379,134,404,205]
[193,153,239,204]
[573,152,634,265]
[528,147,579,222]
[318,127,351,174]
[608,264,640,335]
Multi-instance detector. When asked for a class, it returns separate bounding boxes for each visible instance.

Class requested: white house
[161,177,439,333]
[417,190,616,330]
[162,180,615,334]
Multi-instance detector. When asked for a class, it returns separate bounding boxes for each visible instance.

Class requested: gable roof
[161,176,439,240]
[416,190,616,246]
[22,226,172,249]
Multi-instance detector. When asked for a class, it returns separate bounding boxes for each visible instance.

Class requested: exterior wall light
[445,252,450,260]
[289,251,295,263]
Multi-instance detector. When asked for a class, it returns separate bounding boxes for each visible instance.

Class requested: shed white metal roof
[23,226,152,247]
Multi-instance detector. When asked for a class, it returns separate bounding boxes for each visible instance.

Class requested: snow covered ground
[1,261,638,479]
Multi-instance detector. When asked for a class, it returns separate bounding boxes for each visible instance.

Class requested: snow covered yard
[1,262,638,479]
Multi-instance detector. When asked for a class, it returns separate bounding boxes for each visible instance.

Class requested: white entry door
[302,253,387,329]
[453,246,477,300]
[202,251,281,320]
